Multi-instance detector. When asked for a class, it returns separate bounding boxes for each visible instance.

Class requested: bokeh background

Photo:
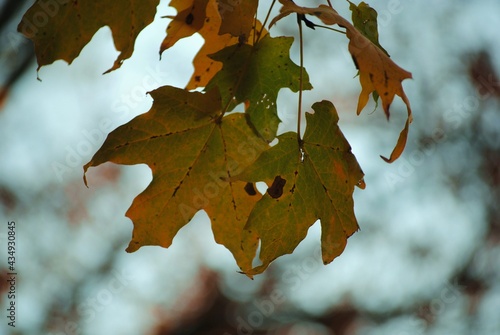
[1,0,499,334]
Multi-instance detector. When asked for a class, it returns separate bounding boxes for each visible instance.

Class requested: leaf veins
[84,86,268,273]
[235,101,365,275]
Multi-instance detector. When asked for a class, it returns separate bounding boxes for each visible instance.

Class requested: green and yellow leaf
[207,34,312,142]
[235,101,365,275]
[84,87,268,273]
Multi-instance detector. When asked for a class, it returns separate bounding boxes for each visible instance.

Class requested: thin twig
[314,24,346,34]
[253,14,258,45]
[297,14,304,145]
[257,0,276,43]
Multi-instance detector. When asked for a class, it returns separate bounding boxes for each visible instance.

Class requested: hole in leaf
[252,239,262,268]
[255,182,267,195]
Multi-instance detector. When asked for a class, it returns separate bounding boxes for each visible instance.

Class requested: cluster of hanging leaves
[19,0,412,276]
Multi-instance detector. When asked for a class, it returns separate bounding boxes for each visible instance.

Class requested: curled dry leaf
[348,1,388,56]
[271,0,413,163]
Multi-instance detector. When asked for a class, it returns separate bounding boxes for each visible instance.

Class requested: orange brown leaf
[271,0,413,162]
[217,0,258,38]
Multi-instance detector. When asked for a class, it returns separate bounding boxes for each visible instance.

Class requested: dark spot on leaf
[244,182,257,196]
[172,185,180,197]
[267,175,286,199]
[185,13,194,25]
[195,75,201,82]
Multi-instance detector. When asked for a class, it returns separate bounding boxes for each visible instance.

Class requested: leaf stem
[297,14,304,145]
[253,15,258,45]
[314,24,346,34]
[257,0,276,43]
